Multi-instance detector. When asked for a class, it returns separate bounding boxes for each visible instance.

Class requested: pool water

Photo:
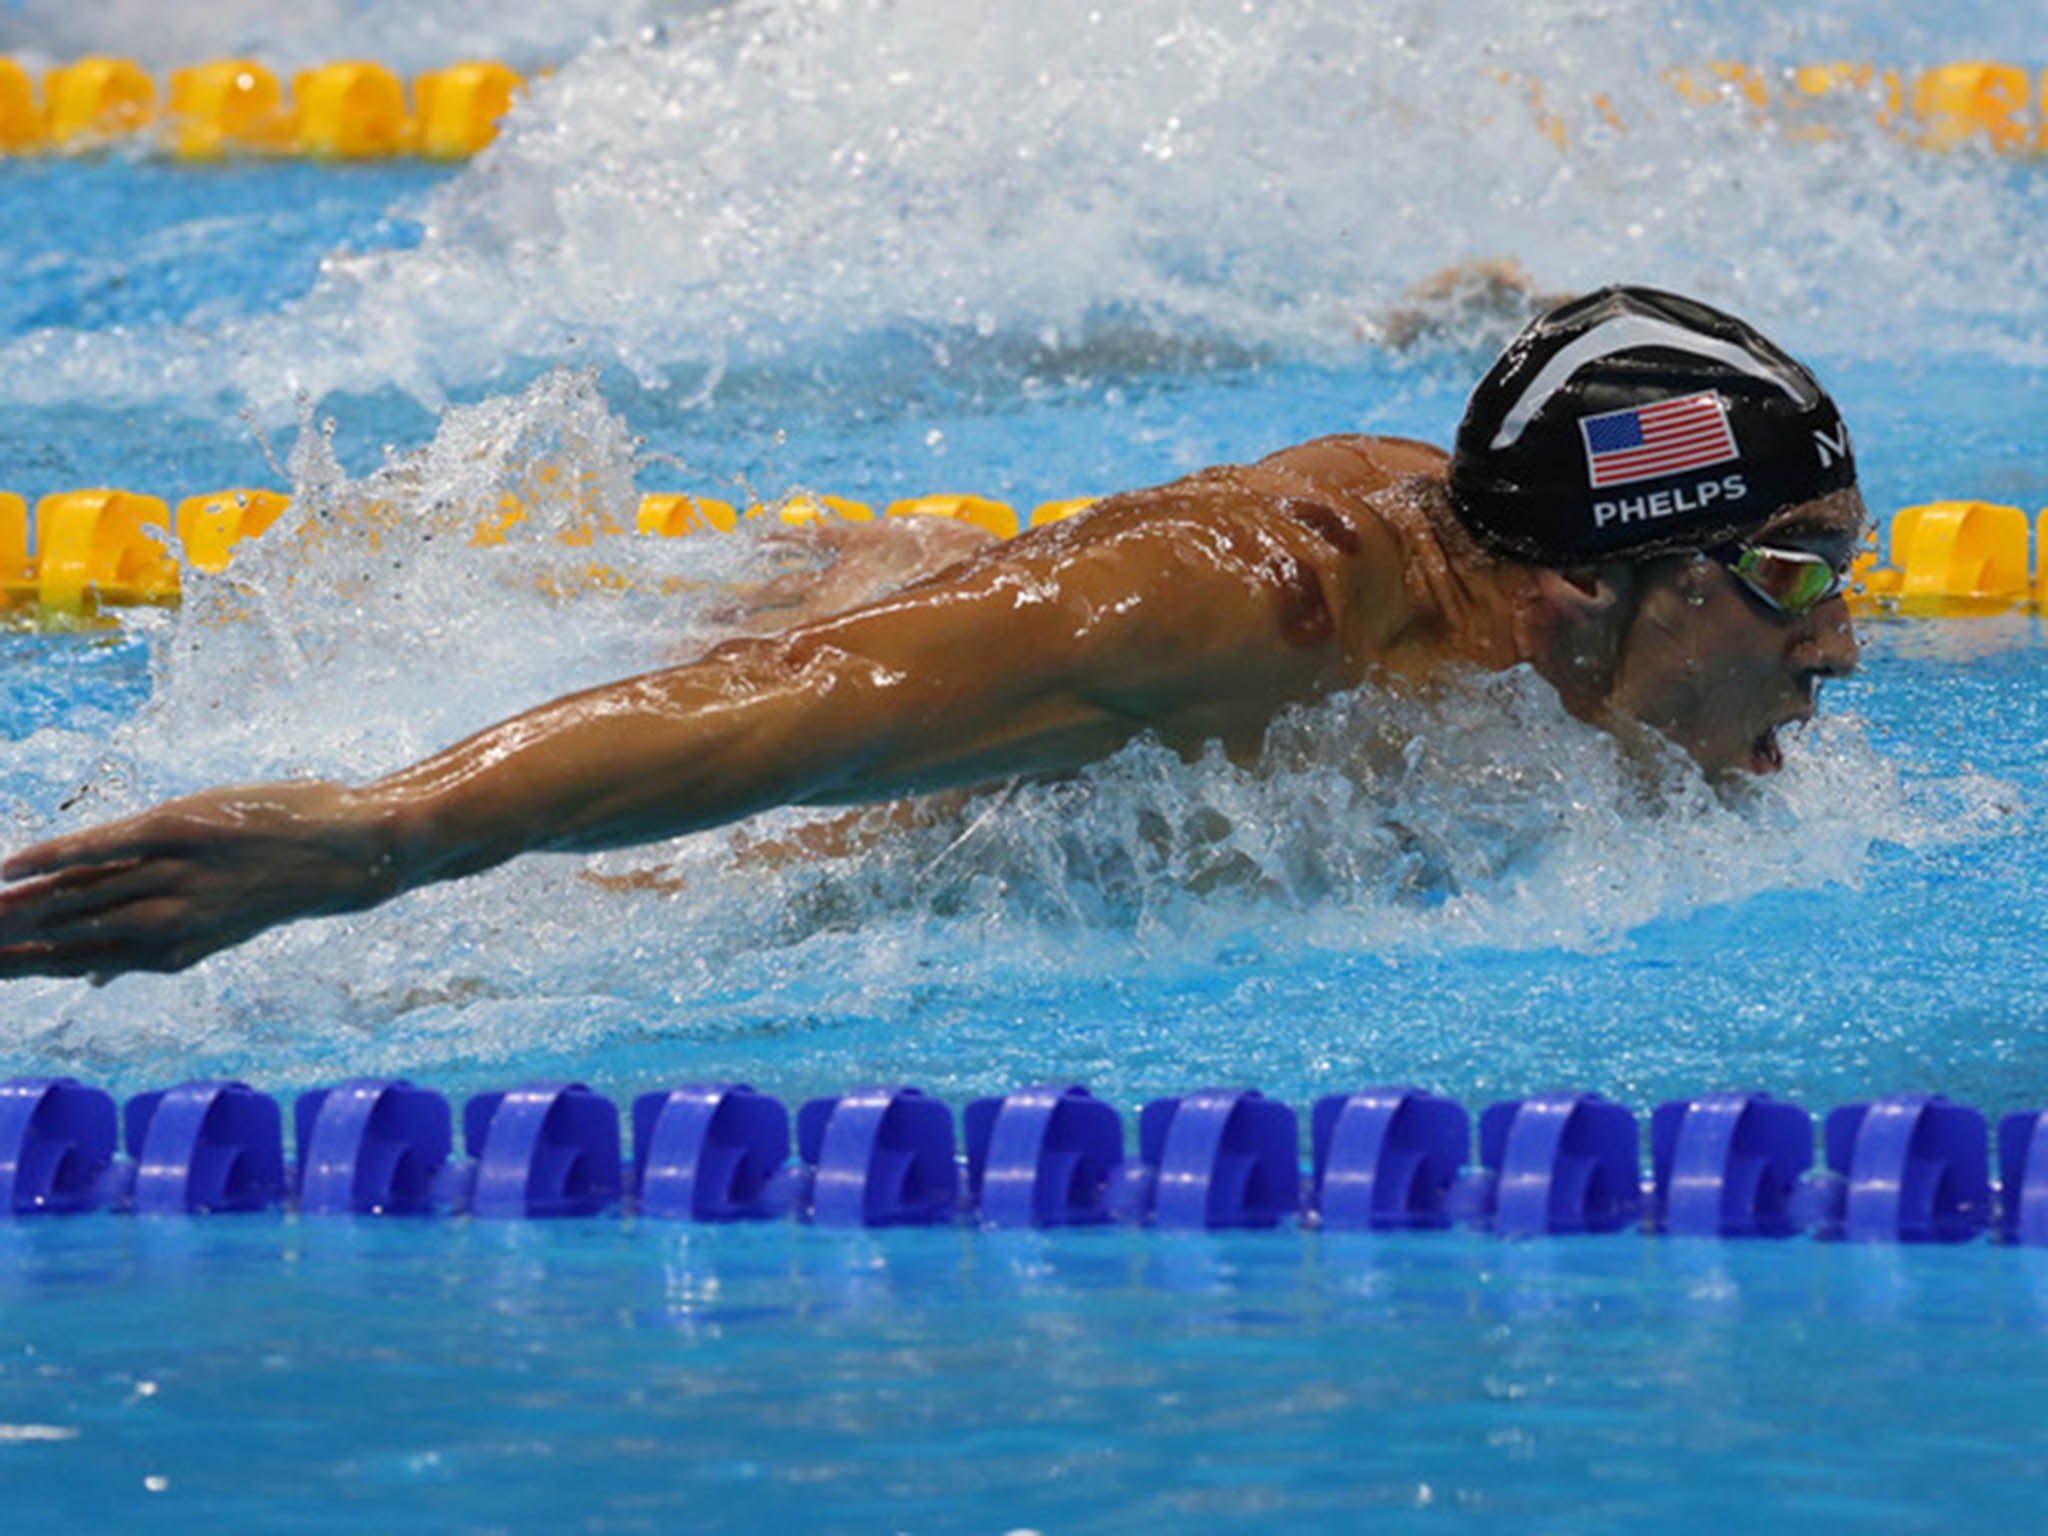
[9,1219,2048,1532]
[2,1,2048,1529]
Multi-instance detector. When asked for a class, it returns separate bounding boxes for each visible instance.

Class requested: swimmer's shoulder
[981,433,1448,674]
[1219,432,1450,579]
[1010,431,1449,581]
[1025,433,1445,548]
[1251,432,1451,499]
[1152,433,1445,656]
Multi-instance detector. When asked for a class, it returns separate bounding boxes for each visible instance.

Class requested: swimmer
[0,286,1865,980]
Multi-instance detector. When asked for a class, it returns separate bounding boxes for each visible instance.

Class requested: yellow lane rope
[0,57,2045,162]
[1,57,525,159]
[0,483,2034,621]
[0,486,1086,619]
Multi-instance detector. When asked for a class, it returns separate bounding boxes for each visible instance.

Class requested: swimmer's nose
[1794,598,1860,681]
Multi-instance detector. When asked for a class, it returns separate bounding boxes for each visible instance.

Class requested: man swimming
[0,286,1865,981]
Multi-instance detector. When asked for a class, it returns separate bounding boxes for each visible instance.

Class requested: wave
[0,0,2043,417]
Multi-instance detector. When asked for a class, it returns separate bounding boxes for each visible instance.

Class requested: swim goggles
[1706,541,1849,617]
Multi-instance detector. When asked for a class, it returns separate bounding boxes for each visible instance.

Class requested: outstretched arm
[0,493,1381,980]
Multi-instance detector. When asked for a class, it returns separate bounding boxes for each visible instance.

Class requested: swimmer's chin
[1606,717,1779,791]
[1700,729,1783,783]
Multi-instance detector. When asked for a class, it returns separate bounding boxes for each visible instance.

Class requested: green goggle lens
[1717,543,1847,616]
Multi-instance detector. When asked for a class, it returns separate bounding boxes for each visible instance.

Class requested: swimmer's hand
[0,782,397,982]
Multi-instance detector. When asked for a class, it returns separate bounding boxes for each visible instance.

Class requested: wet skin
[0,435,1862,981]
[1598,498,1863,777]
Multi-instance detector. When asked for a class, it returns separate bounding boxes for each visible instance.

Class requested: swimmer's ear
[1549,566,1606,599]
[1531,563,1634,627]
[1519,564,1637,710]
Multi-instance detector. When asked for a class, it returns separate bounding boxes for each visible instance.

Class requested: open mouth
[1751,698,1820,774]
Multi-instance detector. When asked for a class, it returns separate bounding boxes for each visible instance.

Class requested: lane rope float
[0,485,2035,621]
[2,1075,2037,1245]
[1,56,525,160]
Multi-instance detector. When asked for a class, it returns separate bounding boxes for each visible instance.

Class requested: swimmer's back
[762,431,1466,773]
[1009,432,1457,680]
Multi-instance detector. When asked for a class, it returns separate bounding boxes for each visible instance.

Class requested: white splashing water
[0,0,720,75]
[1,0,2045,414]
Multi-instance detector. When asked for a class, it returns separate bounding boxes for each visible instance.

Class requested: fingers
[2,791,251,882]
[2,816,184,882]
[6,893,185,949]
[0,940,132,980]
[0,859,167,942]
[3,828,122,882]
[0,895,210,980]
[0,853,192,981]
[0,782,346,983]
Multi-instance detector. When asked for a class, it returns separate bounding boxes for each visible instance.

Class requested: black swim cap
[1447,286,1856,565]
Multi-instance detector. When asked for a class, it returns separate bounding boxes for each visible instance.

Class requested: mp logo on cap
[1813,423,1851,469]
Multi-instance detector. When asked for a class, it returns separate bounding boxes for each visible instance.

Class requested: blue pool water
[10,1218,2048,1532]
[4,1,2048,1529]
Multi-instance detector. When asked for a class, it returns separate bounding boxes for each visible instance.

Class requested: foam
[0,0,716,75]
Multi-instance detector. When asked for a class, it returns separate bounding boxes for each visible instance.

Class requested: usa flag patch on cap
[1579,392,1739,489]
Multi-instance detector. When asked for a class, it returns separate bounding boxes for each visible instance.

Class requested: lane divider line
[3,56,2045,162]
[0,484,2032,621]
[3,1076,2033,1244]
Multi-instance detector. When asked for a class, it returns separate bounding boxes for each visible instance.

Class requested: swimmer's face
[1603,487,1866,777]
